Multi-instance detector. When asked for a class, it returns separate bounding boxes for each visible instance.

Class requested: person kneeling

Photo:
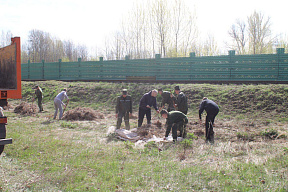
[160,109,188,142]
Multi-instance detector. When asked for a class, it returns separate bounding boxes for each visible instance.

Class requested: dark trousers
[164,101,175,112]
[171,121,187,141]
[182,110,188,115]
[37,97,43,112]
[167,103,175,112]
[205,110,219,142]
[138,107,151,127]
[117,112,130,130]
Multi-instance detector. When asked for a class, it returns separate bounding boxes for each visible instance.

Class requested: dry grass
[1,81,288,191]
[13,102,38,115]
[62,107,104,121]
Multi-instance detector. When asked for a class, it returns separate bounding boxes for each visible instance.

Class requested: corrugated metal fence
[21,49,288,82]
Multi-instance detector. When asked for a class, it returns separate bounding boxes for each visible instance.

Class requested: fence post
[155,54,161,80]
[42,60,45,80]
[28,60,30,80]
[125,55,130,78]
[189,52,195,57]
[189,52,195,80]
[78,58,81,80]
[99,57,103,80]
[155,54,161,59]
[277,48,285,80]
[229,50,235,80]
[58,59,62,80]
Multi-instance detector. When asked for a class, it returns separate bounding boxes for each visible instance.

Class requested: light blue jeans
[54,99,63,119]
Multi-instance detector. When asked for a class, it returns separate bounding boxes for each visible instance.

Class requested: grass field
[0,81,288,191]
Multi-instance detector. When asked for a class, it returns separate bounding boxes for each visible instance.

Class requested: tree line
[1,0,288,63]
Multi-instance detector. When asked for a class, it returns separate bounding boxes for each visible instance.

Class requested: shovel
[62,100,69,118]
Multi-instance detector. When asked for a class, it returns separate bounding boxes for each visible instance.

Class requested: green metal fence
[21,48,288,82]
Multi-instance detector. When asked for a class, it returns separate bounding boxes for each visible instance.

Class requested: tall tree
[248,11,273,54]
[0,30,13,47]
[151,0,170,57]
[201,34,220,56]
[27,29,53,62]
[228,19,247,54]
[170,0,198,57]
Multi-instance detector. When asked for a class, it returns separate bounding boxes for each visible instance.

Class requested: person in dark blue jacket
[199,97,219,144]
[138,89,159,127]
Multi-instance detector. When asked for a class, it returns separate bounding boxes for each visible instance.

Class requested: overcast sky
[1,0,288,54]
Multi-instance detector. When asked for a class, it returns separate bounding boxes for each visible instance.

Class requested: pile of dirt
[62,107,104,121]
[135,124,166,139]
[154,120,162,128]
[14,102,38,115]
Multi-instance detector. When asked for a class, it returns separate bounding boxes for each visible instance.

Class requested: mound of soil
[14,102,38,115]
[135,124,166,139]
[62,107,104,121]
[154,120,162,128]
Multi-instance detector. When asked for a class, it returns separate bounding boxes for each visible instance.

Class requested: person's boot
[210,134,214,144]
[125,122,130,130]
[147,121,151,127]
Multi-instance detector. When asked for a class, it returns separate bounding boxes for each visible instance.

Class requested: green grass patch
[1,81,288,191]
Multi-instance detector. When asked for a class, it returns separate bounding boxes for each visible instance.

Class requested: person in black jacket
[116,89,132,130]
[161,109,188,142]
[158,88,175,112]
[199,97,219,144]
[138,89,159,127]
[172,86,188,114]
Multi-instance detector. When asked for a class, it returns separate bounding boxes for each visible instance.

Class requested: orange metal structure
[0,37,22,101]
[0,37,20,155]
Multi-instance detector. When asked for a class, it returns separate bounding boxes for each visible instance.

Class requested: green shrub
[186,133,197,140]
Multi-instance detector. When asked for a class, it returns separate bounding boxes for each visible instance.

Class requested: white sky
[1,0,288,54]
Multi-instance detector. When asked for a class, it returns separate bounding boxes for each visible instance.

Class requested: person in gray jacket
[53,88,69,120]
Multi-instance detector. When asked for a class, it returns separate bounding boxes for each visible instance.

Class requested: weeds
[60,121,77,129]
[261,129,278,139]
[236,132,255,141]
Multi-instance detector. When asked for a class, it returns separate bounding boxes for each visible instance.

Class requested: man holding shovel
[53,88,69,120]
[199,97,219,144]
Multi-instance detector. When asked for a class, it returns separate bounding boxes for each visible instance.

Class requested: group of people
[33,86,69,120]
[33,84,219,143]
[116,85,219,143]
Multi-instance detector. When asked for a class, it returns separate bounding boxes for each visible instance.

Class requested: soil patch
[62,107,104,121]
[14,102,38,115]
[135,124,166,139]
